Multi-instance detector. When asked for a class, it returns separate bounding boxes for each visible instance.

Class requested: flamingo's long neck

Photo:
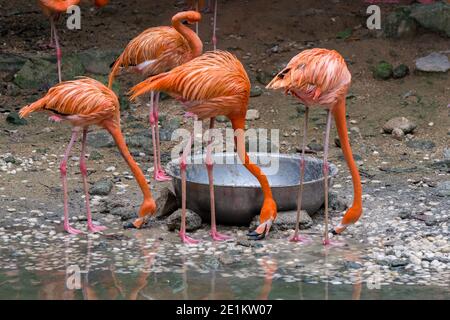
[232,118,273,200]
[332,98,362,218]
[172,16,203,58]
[102,120,153,200]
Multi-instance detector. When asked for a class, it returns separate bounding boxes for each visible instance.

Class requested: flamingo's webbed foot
[210,230,232,241]
[179,231,200,245]
[154,169,171,182]
[289,234,311,243]
[65,225,83,235]
[88,224,107,233]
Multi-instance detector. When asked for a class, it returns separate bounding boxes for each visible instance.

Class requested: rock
[164,117,181,131]
[256,70,272,85]
[77,49,121,75]
[344,261,362,269]
[109,202,136,221]
[382,117,416,134]
[4,155,21,165]
[435,181,450,197]
[167,209,202,232]
[390,259,409,268]
[245,109,260,121]
[250,210,313,231]
[328,192,349,212]
[62,54,85,80]
[236,239,263,248]
[410,2,450,37]
[392,127,405,140]
[399,210,411,219]
[6,112,27,125]
[336,28,352,40]
[383,8,417,38]
[218,253,238,265]
[424,216,437,227]
[216,115,228,123]
[406,139,436,150]
[373,61,393,80]
[14,58,56,89]
[90,179,114,196]
[338,154,362,162]
[5,83,20,97]
[415,52,450,73]
[295,104,306,115]
[443,148,450,160]
[270,45,280,53]
[126,132,152,149]
[154,187,179,219]
[393,64,410,79]
[250,86,263,97]
[427,159,450,173]
[89,150,104,160]
[87,131,115,148]
[0,53,27,73]
[307,141,323,152]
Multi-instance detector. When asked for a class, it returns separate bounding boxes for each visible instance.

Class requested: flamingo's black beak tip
[247,226,267,241]
[123,222,137,229]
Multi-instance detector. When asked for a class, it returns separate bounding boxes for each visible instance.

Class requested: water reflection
[0,230,448,300]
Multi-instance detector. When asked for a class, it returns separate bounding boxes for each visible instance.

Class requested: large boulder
[14,58,56,89]
[383,7,418,38]
[410,2,450,37]
[167,209,202,232]
[0,53,27,73]
[77,49,121,75]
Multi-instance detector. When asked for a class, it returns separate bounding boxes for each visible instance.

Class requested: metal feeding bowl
[166,153,338,226]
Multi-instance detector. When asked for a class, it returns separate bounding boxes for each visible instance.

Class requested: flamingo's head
[173,10,202,26]
[94,0,109,8]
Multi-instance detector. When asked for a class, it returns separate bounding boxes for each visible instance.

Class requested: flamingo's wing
[20,78,118,121]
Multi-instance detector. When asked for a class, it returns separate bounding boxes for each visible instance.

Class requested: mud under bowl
[166,153,338,226]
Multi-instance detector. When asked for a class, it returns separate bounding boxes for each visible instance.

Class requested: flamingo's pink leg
[81,128,106,233]
[49,19,55,47]
[61,129,82,235]
[212,0,218,50]
[50,18,62,83]
[322,110,333,246]
[153,92,171,181]
[149,92,159,180]
[290,107,310,243]
[179,133,200,244]
[206,118,231,241]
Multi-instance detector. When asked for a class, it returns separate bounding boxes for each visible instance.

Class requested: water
[0,229,448,300]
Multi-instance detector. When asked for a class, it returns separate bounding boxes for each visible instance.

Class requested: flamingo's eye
[277,68,290,79]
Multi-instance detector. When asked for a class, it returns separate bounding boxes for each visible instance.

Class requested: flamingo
[266,48,363,245]
[19,77,156,233]
[109,11,203,182]
[186,0,218,50]
[130,51,277,243]
[38,0,109,83]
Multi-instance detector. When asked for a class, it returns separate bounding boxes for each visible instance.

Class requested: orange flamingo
[19,78,156,233]
[109,11,203,182]
[266,48,363,245]
[130,51,277,243]
[38,0,109,83]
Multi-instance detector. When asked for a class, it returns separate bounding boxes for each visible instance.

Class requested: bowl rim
[166,152,338,188]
